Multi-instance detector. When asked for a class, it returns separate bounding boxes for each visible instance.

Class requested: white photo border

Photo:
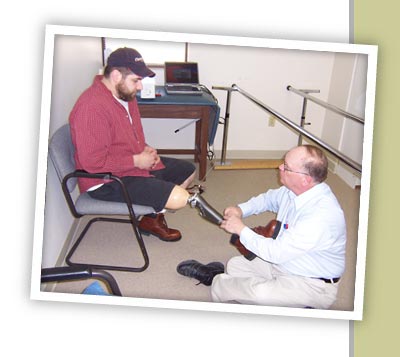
[31,24,377,321]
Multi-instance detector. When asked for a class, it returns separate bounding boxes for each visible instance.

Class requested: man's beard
[116,81,136,102]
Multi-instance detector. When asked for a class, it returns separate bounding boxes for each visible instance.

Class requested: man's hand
[144,145,161,167]
[223,206,243,219]
[221,207,246,235]
[133,146,160,170]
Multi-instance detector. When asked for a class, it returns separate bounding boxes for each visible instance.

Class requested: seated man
[212,145,347,309]
[69,47,196,242]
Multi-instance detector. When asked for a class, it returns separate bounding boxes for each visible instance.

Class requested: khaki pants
[211,256,339,309]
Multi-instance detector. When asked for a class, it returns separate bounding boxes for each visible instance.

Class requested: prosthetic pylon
[187,185,223,225]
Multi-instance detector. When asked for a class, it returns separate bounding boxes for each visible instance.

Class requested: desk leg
[197,107,210,181]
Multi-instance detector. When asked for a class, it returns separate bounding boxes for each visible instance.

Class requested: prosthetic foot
[187,188,223,225]
[187,184,205,195]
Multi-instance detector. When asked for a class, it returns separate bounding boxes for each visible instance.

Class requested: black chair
[41,265,122,296]
[48,124,155,273]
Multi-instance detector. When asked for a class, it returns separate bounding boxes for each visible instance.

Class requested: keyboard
[165,85,202,95]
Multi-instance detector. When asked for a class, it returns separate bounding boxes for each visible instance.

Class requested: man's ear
[110,69,122,84]
[302,174,313,187]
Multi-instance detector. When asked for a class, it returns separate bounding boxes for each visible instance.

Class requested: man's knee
[226,255,247,275]
[165,185,190,210]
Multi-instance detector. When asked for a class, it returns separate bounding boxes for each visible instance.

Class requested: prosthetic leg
[177,186,225,284]
[187,185,223,225]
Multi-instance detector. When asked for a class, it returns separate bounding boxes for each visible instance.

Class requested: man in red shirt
[69,47,197,242]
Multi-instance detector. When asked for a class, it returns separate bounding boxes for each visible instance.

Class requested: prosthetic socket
[230,219,281,260]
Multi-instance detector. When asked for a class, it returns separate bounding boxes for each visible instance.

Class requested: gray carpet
[49,164,360,311]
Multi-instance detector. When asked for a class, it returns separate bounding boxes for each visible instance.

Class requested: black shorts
[88,157,195,212]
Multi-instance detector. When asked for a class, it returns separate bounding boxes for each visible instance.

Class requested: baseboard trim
[213,158,283,170]
[213,149,286,160]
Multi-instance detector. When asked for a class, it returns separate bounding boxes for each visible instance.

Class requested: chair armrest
[62,170,139,220]
[64,169,113,181]
[41,266,122,296]
[63,170,128,198]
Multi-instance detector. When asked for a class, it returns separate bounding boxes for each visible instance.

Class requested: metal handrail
[287,85,365,124]
[213,84,362,174]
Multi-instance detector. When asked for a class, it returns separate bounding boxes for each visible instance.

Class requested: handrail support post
[297,89,320,145]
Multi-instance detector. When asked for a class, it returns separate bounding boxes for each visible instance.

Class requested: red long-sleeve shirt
[69,75,164,192]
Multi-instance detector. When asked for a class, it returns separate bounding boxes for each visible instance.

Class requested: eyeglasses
[281,162,310,176]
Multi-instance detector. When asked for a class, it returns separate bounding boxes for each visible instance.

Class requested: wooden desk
[137,88,219,181]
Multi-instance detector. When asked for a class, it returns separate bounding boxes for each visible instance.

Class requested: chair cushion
[75,192,155,216]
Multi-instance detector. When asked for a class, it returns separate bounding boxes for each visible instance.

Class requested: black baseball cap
[107,47,155,78]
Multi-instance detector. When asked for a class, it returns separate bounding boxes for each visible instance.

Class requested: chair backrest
[48,124,77,193]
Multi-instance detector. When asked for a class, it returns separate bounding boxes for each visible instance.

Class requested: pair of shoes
[138,213,182,242]
[187,193,223,225]
[177,259,224,286]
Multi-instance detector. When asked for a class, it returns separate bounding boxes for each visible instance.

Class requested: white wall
[42,36,102,267]
[49,35,103,135]
[42,35,366,266]
[321,53,356,149]
[188,43,335,155]
[340,53,367,164]
[320,52,366,187]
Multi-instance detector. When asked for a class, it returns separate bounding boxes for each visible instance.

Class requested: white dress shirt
[238,182,346,278]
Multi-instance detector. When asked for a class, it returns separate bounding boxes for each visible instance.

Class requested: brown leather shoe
[138,213,182,242]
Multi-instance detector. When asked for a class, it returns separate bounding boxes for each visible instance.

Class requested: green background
[354,0,400,356]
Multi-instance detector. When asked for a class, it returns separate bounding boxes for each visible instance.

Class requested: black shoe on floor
[177,259,224,286]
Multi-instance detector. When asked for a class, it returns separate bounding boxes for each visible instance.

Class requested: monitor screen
[164,62,199,84]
